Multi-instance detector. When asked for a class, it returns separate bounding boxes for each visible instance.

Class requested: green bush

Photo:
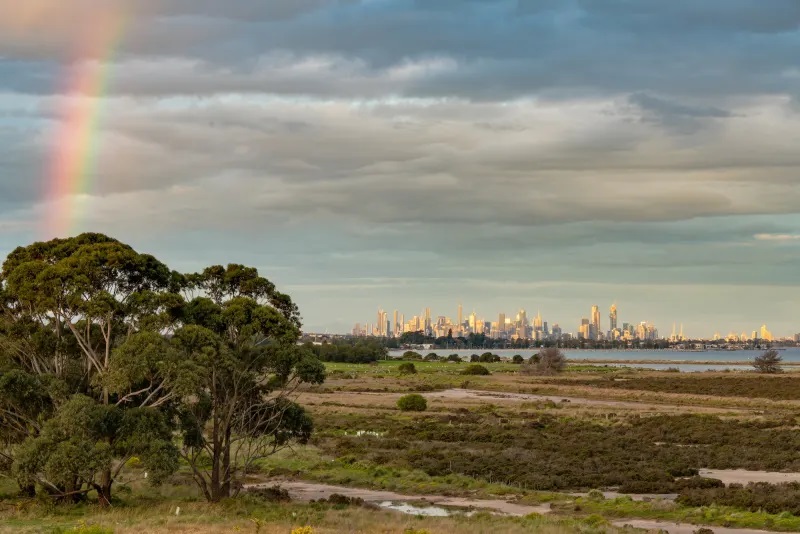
[512,354,524,364]
[397,394,427,412]
[447,354,462,362]
[398,362,417,375]
[461,364,490,376]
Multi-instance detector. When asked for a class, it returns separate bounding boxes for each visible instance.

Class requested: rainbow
[42,9,128,238]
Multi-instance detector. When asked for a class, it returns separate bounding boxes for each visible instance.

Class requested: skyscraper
[393,310,399,337]
[457,303,463,333]
[591,305,600,340]
[377,309,388,337]
[517,309,528,339]
[609,303,617,332]
[498,313,506,336]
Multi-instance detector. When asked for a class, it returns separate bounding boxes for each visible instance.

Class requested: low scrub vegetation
[678,481,800,515]
[461,364,491,375]
[551,375,800,400]
[316,412,800,493]
[398,362,418,375]
[397,394,428,412]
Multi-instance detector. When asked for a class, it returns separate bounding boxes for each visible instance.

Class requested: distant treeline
[304,339,388,363]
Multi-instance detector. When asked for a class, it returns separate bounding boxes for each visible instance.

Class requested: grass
[563,495,800,532]
[0,484,625,534]
[7,363,800,532]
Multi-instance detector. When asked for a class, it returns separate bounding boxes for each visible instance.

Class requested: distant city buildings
[350,304,783,343]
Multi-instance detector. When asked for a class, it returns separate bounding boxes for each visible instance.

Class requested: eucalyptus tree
[0,234,182,503]
[172,264,325,502]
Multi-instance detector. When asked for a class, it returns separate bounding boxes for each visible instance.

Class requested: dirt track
[699,468,800,485]
[426,388,743,413]
[247,480,551,516]
[613,519,775,534]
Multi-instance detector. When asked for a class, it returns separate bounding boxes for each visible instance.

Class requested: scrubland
[4,360,800,533]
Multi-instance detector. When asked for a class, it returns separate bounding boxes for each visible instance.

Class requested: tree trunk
[221,425,232,497]
[97,469,113,506]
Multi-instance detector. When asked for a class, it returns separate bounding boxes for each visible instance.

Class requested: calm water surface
[388,348,800,372]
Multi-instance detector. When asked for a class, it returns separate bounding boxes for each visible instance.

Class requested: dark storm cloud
[2,1,799,101]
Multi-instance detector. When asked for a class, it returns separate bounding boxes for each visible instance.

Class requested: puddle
[379,501,452,517]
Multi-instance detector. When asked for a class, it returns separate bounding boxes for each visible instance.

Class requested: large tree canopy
[0,234,323,504]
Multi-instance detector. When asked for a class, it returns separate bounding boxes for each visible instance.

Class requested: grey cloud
[1,0,799,102]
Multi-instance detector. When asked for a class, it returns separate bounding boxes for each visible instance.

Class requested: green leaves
[12,395,178,493]
[0,233,318,503]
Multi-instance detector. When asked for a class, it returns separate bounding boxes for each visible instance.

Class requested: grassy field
[4,361,800,532]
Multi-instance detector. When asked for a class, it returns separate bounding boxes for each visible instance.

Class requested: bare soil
[248,480,551,516]
[699,468,800,485]
[613,519,776,534]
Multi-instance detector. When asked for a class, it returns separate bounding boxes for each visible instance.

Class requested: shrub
[397,394,427,412]
[470,354,479,362]
[398,362,417,375]
[447,354,462,362]
[512,354,524,364]
[424,353,440,361]
[461,364,490,376]
[402,351,423,361]
[246,485,291,502]
[521,348,566,375]
[754,349,782,374]
[479,352,500,363]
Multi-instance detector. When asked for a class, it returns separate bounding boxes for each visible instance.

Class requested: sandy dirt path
[699,469,800,485]
[613,519,776,534]
[247,480,551,516]
[426,388,741,413]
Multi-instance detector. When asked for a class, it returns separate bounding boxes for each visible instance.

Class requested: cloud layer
[1,1,800,335]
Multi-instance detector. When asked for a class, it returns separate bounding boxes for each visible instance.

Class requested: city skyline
[1,3,800,338]
[349,301,782,342]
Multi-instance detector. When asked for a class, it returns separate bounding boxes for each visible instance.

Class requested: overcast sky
[2,1,800,337]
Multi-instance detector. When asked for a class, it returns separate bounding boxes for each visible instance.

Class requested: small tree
[533,347,567,375]
[511,354,524,364]
[401,351,422,361]
[397,394,427,412]
[447,354,462,362]
[461,364,490,376]
[753,349,782,374]
[398,362,417,375]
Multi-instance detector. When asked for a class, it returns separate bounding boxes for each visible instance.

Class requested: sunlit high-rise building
[591,305,600,340]
[517,309,528,339]
[377,309,388,337]
[393,310,399,337]
[457,303,463,333]
[579,318,590,340]
[760,324,773,342]
[609,303,617,332]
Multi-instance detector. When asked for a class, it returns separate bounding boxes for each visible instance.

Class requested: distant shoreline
[567,358,800,366]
